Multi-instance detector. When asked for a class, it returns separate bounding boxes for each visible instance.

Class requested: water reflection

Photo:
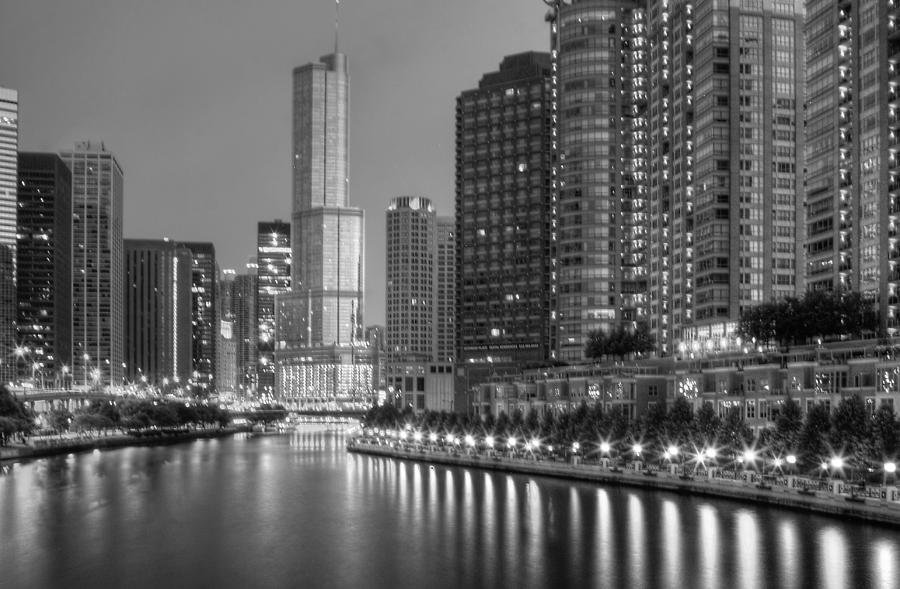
[2,433,900,589]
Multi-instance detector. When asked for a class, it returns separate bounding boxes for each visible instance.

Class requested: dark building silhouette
[455,51,557,387]
[181,241,217,393]
[16,152,72,384]
[124,239,192,387]
[256,220,290,397]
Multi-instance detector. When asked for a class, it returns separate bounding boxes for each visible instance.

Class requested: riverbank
[0,426,249,463]
[347,440,900,526]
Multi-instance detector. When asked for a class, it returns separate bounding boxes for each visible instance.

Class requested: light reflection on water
[1,431,900,589]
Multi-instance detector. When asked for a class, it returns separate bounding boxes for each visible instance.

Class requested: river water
[1,428,899,589]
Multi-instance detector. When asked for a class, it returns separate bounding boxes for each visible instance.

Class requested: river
[1,428,899,589]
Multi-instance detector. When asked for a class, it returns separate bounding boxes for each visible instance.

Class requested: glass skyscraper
[60,142,124,389]
[0,88,16,385]
[276,50,371,406]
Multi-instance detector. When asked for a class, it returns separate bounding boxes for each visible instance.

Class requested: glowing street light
[600,441,611,454]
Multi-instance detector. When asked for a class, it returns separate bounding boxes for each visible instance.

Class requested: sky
[0,0,549,325]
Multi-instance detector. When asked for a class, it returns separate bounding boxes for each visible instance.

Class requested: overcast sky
[0,0,548,325]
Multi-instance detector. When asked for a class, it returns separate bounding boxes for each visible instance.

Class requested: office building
[60,141,124,389]
[276,47,372,407]
[124,239,192,387]
[0,88,16,384]
[16,152,72,384]
[181,241,217,393]
[256,220,290,397]
[455,52,558,379]
[385,196,455,412]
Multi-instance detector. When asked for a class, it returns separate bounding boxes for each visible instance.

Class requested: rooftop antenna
[334,0,340,54]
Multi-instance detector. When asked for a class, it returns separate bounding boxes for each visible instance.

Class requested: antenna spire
[334,0,340,54]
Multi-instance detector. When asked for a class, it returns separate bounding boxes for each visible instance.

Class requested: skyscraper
[455,52,557,378]
[276,47,372,407]
[804,0,900,333]
[256,220,290,397]
[0,88,17,384]
[124,239,192,387]
[385,197,455,412]
[181,241,217,393]
[16,152,72,384]
[60,141,124,389]
[647,0,806,351]
[553,1,649,362]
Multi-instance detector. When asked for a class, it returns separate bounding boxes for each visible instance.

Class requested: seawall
[347,441,900,527]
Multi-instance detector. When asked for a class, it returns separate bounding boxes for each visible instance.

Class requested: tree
[717,406,751,456]
[694,402,720,446]
[0,386,33,445]
[870,404,900,462]
[666,397,694,445]
[47,406,74,435]
[771,399,803,455]
[798,403,832,468]
[830,395,871,467]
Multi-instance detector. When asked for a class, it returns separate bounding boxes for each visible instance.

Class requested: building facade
[231,266,258,395]
[804,0,900,333]
[124,239,192,387]
[385,196,455,412]
[0,88,17,384]
[60,142,124,389]
[181,242,217,393]
[646,0,806,352]
[16,152,72,385]
[256,220,290,397]
[276,49,371,406]
[455,51,558,379]
[553,1,650,362]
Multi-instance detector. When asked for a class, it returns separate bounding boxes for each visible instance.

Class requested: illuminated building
[124,239,192,387]
[181,241,217,393]
[646,0,805,351]
[385,196,455,412]
[276,45,371,406]
[804,0,900,333]
[60,141,124,389]
[16,152,72,384]
[256,220,290,397]
[553,1,649,362]
[0,88,16,384]
[455,52,557,380]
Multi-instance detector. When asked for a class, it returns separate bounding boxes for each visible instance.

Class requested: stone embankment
[0,426,248,463]
[347,440,900,526]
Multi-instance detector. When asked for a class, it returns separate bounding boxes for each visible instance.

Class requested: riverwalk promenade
[348,439,900,526]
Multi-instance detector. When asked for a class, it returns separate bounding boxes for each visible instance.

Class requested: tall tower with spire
[275,7,372,408]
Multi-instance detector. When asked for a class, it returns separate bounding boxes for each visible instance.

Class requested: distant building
[124,239,192,387]
[0,88,17,384]
[16,152,72,384]
[385,196,455,412]
[455,52,557,389]
[217,318,238,395]
[256,220,290,397]
[181,242,217,393]
[233,262,258,394]
[276,47,372,407]
[60,141,124,389]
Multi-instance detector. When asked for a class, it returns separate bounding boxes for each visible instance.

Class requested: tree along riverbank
[347,438,900,527]
[0,426,250,464]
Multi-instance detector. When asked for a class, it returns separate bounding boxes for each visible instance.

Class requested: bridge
[8,387,119,411]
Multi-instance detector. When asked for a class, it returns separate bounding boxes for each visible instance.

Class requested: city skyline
[0,0,548,325]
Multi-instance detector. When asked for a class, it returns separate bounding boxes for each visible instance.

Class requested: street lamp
[885,461,897,487]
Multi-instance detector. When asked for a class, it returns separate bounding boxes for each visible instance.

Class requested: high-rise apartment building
[231,264,258,394]
[647,0,805,351]
[276,48,372,406]
[60,142,124,389]
[16,152,72,383]
[0,88,17,384]
[552,1,650,362]
[181,242,217,393]
[256,220,290,397]
[385,197,455,412]
[124,239,192,387]
[455,52,557,376]
[804,0,900,332]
